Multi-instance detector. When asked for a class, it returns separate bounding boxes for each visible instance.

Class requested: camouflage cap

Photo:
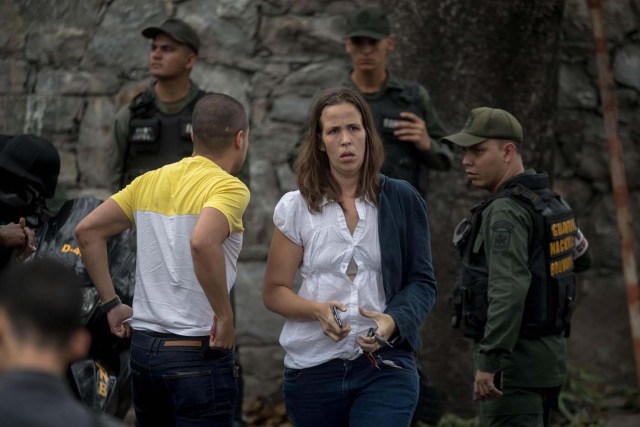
[442,107,523,147]
[345,7,391,40]
[142,18,200,54]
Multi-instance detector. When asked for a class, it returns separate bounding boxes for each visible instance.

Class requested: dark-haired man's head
[442,107,525,192]
[344,7,394,75]
[0,258,89,374]
[142,19,200,81]
[191,93,250,174]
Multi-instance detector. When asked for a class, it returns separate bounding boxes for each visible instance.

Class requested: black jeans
[130,330,238,427]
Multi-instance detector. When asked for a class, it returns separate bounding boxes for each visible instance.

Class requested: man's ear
[190,130,194,143]
[235,130,245,150]
[185,52,197,71]
[503,141,518,161]
[344,39,352,54]
[385,36,395,52]
[66,327,91,363]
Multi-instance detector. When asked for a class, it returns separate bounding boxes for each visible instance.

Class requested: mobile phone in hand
[332,306,343,328]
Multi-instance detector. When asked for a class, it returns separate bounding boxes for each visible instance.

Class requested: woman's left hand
[356,307,397,353]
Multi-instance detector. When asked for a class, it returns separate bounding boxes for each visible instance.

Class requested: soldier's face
[148,33,195,80]
[345,36,394,73]
[462,139,511,192]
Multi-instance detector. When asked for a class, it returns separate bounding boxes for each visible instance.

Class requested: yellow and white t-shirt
[112,156,250,336]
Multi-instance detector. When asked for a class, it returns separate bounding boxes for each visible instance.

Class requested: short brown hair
[192,93,248,153]
[295,87,384,212]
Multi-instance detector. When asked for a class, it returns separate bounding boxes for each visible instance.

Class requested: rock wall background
[1,0,639,415]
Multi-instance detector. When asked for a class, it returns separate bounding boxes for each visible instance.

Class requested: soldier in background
[108,18,205,191]
[289,7,452,200]
[340,7,453,198]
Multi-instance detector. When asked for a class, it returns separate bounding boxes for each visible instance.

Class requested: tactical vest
[367,83,424,189]
[451,173,578,341]
[122,89,207,187]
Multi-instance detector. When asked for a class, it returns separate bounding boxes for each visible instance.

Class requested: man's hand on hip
[107,304,133,338]
[210,316,234,350]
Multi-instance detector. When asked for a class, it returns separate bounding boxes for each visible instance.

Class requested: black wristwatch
[100,295,122,313]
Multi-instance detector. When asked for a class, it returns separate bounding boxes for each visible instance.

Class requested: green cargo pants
[479,386,561,427]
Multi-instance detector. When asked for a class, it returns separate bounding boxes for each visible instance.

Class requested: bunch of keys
[367,327,393,349]
[364,327,394,370]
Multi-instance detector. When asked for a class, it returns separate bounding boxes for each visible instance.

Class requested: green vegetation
[435,414,480,427]
[555,366,639,426]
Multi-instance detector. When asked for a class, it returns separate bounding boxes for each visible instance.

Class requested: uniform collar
[497,169,548,192]
[342,70,404,96]
[148,79,200,114]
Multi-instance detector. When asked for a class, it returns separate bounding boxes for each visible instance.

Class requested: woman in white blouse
[263,87,437,427]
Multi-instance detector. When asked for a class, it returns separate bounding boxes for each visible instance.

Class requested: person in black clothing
[0,134,59,271]
[0,258,123,427]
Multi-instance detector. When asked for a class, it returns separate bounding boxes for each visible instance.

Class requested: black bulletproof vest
[451,172,577,341]
[122,89,207,188]
[367,83,424,189]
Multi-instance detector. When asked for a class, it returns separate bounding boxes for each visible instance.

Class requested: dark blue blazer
[378,175,438,351]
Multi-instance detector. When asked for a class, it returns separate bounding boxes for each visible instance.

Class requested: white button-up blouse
[273,190,386,369]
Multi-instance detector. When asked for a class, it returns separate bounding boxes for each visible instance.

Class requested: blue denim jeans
[130,330,238,427]
[282,345,420,427]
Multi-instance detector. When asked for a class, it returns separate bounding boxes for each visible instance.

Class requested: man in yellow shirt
[76,93,250,427]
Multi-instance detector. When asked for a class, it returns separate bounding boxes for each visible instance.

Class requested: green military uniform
[473,170,567,426]
[108,81,203,191]
[445,107,592,427]
[339,72,452,196]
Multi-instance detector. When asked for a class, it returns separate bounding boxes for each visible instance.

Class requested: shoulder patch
[491,220,514,231]
[491,220,513,253]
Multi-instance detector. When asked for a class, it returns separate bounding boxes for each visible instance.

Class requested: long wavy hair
[294,87,384,212]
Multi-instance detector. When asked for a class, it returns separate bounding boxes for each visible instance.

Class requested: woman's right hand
[316,301,351,342]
